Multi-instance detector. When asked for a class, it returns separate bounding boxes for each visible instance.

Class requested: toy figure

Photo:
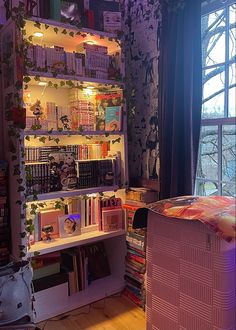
[41,224,54,242]
[30,99,43,118]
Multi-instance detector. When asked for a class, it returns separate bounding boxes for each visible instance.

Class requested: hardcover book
[84,241,110,281]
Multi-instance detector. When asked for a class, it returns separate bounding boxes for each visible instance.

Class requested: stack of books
[123,187,158,309]
[0,161,10,266]
[69,88,95,131]
[123,203,146,309]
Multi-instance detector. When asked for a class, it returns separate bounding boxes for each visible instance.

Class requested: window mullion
[225,4,229,118]
[218,124,223,195]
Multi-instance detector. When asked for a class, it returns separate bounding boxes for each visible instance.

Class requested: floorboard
[37,294,146,330]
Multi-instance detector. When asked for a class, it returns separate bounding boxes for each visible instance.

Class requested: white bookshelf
[27,71,124,88]
[34,275,125,323]
[29,229,126,256]
[0,14,128,323]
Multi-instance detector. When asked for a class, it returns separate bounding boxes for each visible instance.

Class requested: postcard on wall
[58,213,81,238]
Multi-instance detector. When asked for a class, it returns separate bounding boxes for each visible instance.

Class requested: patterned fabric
[141,196,236,242]
[146,213,236,330]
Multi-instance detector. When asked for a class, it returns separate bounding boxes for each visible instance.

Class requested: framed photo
[102,208,123,232]
[39,209,64,240]
[58,213,81,238]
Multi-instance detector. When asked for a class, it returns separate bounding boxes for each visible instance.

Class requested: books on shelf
[29,195,124,243]
[25,42,121,83]
[123,199,147,309]
[49,151,78,191]
[60,241,110,294]
[25,147,121,194]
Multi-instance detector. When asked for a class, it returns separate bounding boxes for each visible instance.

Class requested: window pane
[202,92,225,119]
[229,4,236,25]
[222,124,236,182]
[228,62,236,117]
[195,180,219,196]
[197,126,218,181]
[222,181,236,196]
[202,9,226,66]
[229,27,236,60]
[229,87,236,117]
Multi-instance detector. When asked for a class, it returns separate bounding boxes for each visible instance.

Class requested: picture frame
[102,208,123,232]
[58,213,81,238]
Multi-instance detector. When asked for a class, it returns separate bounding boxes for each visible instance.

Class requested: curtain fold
[158,0,202,199]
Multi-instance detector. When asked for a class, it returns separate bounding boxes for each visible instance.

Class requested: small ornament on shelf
[30,99,43,118]
[41,224,54,242]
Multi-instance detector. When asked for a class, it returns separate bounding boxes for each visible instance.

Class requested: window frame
[195,0,236,196]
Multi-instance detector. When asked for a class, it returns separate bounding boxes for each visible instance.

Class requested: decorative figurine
[41,224,54,242]
[30,99,43,118]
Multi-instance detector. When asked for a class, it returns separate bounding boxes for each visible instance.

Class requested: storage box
[133,196,236,330]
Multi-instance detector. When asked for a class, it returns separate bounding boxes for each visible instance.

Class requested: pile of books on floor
[0,161,10,266]
[123,187,158,309]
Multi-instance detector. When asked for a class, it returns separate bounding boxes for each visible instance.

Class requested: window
[195,0,236,196]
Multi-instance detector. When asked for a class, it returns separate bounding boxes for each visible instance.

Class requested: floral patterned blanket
[138,196,236,242]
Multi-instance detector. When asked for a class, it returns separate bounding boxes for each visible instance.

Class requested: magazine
[95,92,122,131]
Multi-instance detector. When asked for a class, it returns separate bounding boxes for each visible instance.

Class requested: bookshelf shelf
[25,17,120,52]
[29,229,126,256]
[26,71,124,88]
[26,185,119,202]
[34,275,125,323]
[24,130,124,136]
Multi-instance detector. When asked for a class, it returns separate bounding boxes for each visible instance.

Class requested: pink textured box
[146,212,235,330]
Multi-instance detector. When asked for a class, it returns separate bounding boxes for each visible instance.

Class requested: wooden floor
[37,294,146,330]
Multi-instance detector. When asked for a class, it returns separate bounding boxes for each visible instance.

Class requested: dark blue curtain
[158,0,202,199]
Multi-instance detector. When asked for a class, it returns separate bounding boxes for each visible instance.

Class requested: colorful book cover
[95,92,122,131]
[105,106,121,131]
[49,152,78,191]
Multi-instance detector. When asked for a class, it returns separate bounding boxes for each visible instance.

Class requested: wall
[121,0,161,182]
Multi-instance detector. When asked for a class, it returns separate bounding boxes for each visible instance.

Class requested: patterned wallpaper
[121,0,161,181]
